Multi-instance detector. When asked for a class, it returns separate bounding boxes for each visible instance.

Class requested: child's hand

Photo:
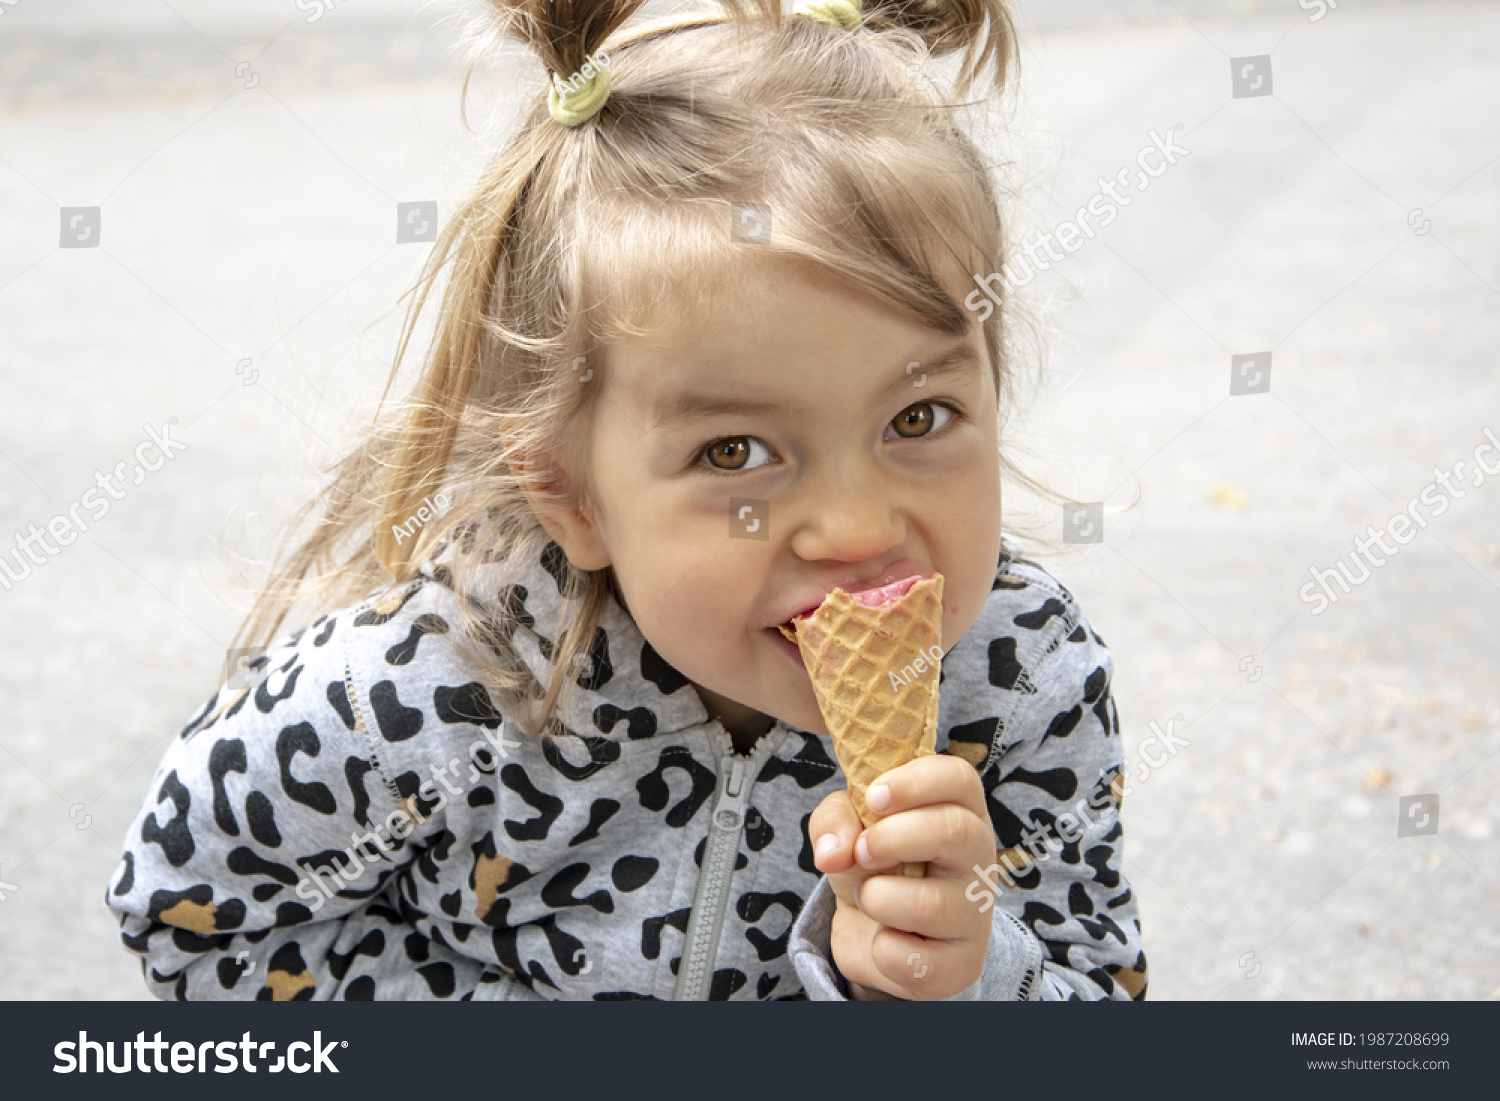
[809,754,994,1000]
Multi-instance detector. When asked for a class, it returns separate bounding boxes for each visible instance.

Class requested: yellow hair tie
[791,0,863,31]
[548,55,612,127]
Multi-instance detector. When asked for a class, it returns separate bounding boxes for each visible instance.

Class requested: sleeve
[103,619,543,1002]
[966,615,1148,1000]
[787,613,1148,1002]
[787,876,1043,1001]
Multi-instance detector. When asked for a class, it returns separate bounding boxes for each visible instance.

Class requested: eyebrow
[652,343,982,429]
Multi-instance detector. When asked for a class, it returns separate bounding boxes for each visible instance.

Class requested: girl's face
[544,258,1004,741]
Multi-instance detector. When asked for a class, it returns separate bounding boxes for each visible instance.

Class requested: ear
[508,441,612,572]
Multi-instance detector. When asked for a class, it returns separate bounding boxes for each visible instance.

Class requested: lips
[766,558,931,634]
[846,574,924,608]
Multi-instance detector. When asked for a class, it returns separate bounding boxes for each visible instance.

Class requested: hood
[415,533,717,742]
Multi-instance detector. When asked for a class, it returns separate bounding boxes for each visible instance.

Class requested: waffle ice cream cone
[780,573,944,878]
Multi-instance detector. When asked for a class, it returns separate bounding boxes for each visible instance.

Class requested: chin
[775,705,828,739]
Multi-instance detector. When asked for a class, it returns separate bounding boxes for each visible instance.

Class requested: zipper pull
[712,755,751,831]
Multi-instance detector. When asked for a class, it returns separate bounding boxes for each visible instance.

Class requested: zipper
[671,724,788,1000]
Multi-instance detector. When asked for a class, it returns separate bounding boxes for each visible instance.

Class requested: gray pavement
[0,0,1496,1000]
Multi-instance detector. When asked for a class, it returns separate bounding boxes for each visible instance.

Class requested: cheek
[611,540,755,667]
[930,436,1001,525]
[933,439,1004,633]
[627,585,756,698]
[585,409,758,661]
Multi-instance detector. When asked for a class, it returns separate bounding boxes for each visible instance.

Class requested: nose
[786,448,906,563]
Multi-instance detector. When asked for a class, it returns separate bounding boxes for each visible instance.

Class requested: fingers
[854,862,982,940]
[830,903,983,1000]
[856,802,994,878]
[869,926,983,999]
[848,757,995,942]
[866,753,989,823]
[807,788,865,876]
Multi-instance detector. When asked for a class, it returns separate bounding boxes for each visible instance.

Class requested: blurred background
[0,0,1495,999]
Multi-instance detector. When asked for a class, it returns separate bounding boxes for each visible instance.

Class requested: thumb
[808,788,865,877]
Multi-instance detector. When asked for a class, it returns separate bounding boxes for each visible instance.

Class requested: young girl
[106,0,1147,1001]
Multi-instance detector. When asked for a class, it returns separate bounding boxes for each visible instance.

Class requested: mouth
[765,558,932,640]
[769,625,806,668]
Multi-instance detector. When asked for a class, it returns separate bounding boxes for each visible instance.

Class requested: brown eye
[892,403,935,438]
[706,437,751,470]
[700,435,774,474]
[885,401,955,442]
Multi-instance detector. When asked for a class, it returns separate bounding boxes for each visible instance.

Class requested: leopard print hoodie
[105,536,1148,1001]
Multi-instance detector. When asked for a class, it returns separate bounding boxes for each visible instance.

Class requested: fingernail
[855,834,871,864]
[815,833,840,857]
[868,783,891,811]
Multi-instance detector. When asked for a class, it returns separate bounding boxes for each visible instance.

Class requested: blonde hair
[222,0,1057,742]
